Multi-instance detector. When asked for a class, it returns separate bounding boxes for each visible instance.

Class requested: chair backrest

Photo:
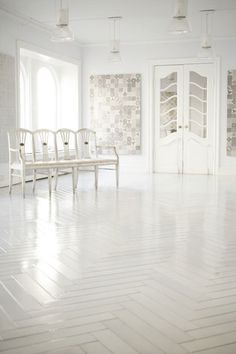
[7,129,33,162]
[56,129,77,160]
[76,128,97,159]
[33,129,56,161]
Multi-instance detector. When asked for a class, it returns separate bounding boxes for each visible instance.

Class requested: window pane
[37,67,57,130]
[20,70,26,128]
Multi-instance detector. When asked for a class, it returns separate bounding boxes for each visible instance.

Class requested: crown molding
[81,35,236,48]
[0,5,51,32]
[0,5,82,48]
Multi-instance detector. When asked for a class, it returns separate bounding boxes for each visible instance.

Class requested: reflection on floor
[0,172,236,354]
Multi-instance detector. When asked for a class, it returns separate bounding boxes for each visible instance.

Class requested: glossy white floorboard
[0,172,236,353]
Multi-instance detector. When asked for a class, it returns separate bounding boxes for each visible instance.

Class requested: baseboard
[218,169,236,176]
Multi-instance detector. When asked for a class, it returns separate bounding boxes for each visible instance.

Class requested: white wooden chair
[8,128,34,197]
[76,128,119,188]
[55,129,78,191]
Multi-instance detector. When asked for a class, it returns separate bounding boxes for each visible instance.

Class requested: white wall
[217,39,236,175]
[0,9,81,183]
[82,38,236,174]
[0,10,81,61]
[1,5,236,178]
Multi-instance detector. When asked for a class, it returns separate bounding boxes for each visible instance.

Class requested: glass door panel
[160,72,178,138]
[154,65,183,173]
[189,71,207,139]
[183,64,214,174]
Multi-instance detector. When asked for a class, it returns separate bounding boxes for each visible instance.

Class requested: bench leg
[74,168,78,190]
[9,168,13,194]
[54,169,58,191]
[33,169,36,193]
[21,168,25,198]
[95,166,98,190]
[76,168,79,188]
[48,170,52,196]
[72,168,76,193]
[116,163,119,188]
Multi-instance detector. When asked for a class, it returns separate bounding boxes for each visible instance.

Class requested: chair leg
[54,169,58,191]
[72,168,76,194]
[116,163,119,188]
[75,168,78,189]
[76,168,79,188]
[21,168,25,198]
[95,165,98,190]
[33,169,36,192]
[48,170,52,196]
[9,168,13,194]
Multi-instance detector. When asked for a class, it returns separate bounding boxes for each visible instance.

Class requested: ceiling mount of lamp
[108,16,122,62]
[51,0,74,42]
[168,0,191,34]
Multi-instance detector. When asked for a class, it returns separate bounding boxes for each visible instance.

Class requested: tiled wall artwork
[0,53,16,163]
[227,70,236,156]
[90,74,141,155]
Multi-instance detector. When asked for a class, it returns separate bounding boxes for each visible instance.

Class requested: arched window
[20,70,25,125]
[37,67,57,130]
[20,65,28,128]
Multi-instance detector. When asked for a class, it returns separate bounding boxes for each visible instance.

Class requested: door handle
[178,125,182,129]
[185,125,189,129]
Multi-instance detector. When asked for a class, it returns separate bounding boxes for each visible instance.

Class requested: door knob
[178,125,182,129]
[185,125,189,129]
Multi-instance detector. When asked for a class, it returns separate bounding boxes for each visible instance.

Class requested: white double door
[154,63,215,174]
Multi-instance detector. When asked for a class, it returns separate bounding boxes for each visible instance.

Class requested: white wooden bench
[8,128,119,197]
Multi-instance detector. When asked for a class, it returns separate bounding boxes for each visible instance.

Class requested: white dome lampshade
[109,39,122,62]
[168,0,191,34]
[51,6,74,42]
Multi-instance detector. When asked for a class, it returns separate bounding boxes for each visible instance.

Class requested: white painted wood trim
[149,57,219,66]
[214,58,221,175]
[148,57,221,175]
[148,61,154,173]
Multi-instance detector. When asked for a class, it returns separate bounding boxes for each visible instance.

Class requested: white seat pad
[11,158,117,170]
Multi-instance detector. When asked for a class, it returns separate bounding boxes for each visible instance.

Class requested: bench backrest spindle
[77,128,97,159]
[56,129,77,160]
[33,129,56,162]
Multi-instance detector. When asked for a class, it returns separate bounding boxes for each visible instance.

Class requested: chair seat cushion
[11,157,118,170]
[93,158,118,165]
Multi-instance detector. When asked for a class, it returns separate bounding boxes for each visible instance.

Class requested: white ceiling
[0,0,236,45]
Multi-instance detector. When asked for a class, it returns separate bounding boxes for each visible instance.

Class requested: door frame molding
[148,57,220,174]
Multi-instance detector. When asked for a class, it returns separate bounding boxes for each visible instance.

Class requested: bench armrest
[9,148,25,163]
[96,145,119,160]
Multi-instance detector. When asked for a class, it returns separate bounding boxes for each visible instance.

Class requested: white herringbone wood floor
[0,172,236,354]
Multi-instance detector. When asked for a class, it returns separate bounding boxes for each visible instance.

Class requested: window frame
[16,41,82,130]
